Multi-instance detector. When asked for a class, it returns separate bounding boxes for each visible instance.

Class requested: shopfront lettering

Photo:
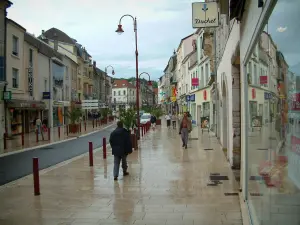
[194,18,216,25]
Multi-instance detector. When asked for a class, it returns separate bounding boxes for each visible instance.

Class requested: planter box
[156,119,161,125]
[130,134,136,149]
[69,124,79,133]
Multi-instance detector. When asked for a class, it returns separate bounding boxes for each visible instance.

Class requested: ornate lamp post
[116,15,140,132]
[104,65,115,107]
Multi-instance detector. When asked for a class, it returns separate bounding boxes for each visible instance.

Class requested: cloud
[7,0,195,79]
[276,26,287,32]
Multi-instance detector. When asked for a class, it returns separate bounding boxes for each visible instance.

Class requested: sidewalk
[0,120,114,155]
[0,124,242,225]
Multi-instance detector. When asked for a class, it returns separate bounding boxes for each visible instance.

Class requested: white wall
[112,87,136,104]
[38,53,50,98]
[217,21,240,166]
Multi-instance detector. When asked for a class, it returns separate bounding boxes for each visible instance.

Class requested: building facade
[112,79,136,110]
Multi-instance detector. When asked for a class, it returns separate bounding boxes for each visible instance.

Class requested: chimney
[42,30,45,35]
[93,61,96,67]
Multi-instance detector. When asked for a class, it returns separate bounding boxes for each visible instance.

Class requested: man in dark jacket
[109,121,132,180]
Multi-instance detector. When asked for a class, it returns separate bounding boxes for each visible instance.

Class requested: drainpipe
[213,28,218,137]
[4,8,8,137]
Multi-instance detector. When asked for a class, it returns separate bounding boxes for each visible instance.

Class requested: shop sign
[42,92,51,99]
[192,2,219,28]
[3,91,11,100]
[186,95,190,102]
[172,87,177,97]
[260,76,268,84]
[28,67,33,96]
[191,78,199,86]
[203,90,207,100]
[252,88,256,99]
[170,97,176,102]
[190,94,195,102]
[264,92,272,100]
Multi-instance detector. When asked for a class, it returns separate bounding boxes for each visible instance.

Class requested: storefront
[241,1,300,224]
[6,100,46,135]
[195,88,211,127]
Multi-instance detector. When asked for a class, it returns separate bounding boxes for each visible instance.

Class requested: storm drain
[224,193,238,196]
[257,148,268,151]
[210,175,229,181]
[204,148,213,150]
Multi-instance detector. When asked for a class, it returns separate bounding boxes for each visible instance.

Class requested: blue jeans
[113,155,128,177]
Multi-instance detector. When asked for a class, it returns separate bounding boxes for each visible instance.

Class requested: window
[123,90,126,95]
[29,49,33,65]
[202,102,210,117]
[12,68,19,88]
[201,66,204,87]
[254,64,257,85]
[44,79,48,91]
[65,86,69,100]
[66,66,69,80]
[114,91,116,96]
[205,63,209,85]
[12,36,18,56]
[78,78,81,90]
[118,90,120,95]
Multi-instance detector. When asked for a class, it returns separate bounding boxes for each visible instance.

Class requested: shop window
[12,68,19,88]
[202,102,210,117]
[246,1,300,224]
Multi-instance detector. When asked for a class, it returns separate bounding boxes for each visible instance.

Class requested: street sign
[3,91,11,100]
[192,2,219,28]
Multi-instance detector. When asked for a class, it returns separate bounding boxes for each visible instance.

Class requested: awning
[7,99,46,109]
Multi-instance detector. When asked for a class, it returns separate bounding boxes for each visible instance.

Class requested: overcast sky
[8,0,197,80]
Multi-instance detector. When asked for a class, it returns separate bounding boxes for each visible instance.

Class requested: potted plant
[100,108,109,124]
[152,107,163,125]
[119,108,137,149]
[65,107,81,133]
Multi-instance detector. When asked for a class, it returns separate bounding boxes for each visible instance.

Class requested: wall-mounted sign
[192,2,219,28]
[172,87,177,97]
[252,88,256,99]
[186,95,190,102]
[42,92,51,99]
[3,91,11,100]
[260,76,268,84]
[190,94,195,102]
[264,92,272,100]
[192,78,199,86]
[28,67,33,96]
[203,90,207,100]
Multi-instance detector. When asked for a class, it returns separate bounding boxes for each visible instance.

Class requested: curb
[0,123,115,158]
[0,144,112,190]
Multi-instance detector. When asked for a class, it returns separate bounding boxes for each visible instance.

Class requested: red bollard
[103,137,107,159]
[3,133,6,150]
[21,132,24,146]
[89,142,93,167]
[48,127,50,140]
[33,157,40,196]
[84,122,86,131]
[36,130,39,142]
[58,126,61,139]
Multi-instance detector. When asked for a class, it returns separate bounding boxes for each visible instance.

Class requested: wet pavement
[0,124,242,225]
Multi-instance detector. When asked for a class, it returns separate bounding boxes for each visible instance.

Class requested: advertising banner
[192,78,199,86]
[200,116,209,128]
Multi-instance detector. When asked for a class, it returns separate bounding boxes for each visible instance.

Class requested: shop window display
[10,109,22,135]
[246,1,300,224]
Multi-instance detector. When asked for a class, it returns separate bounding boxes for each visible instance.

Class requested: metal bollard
[103,137,107,159]
[48,127,50,140]
[33,157,40,196]
[89,142,93,167]
[58,126,61,139]
[3,133,6,150]
[21,132,24,146]
[36,130,39,142]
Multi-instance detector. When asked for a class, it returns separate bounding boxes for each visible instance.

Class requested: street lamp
[104,65,115,108]
[116,14,140,133]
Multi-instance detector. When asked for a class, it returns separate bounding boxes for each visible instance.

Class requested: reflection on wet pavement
[0,125,242,225]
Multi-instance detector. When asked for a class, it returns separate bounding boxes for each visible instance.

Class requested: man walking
[179,112,192,149]
[109,121,132,180]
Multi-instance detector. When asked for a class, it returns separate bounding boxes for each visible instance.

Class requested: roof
[43,28,76,45]
[7,19,26,31]
[176,33,194,52]
[25,32,63,60]
[112,79,135,89]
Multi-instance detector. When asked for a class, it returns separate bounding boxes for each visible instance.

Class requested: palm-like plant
[65,108,81,124]
[119,108,136,130]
